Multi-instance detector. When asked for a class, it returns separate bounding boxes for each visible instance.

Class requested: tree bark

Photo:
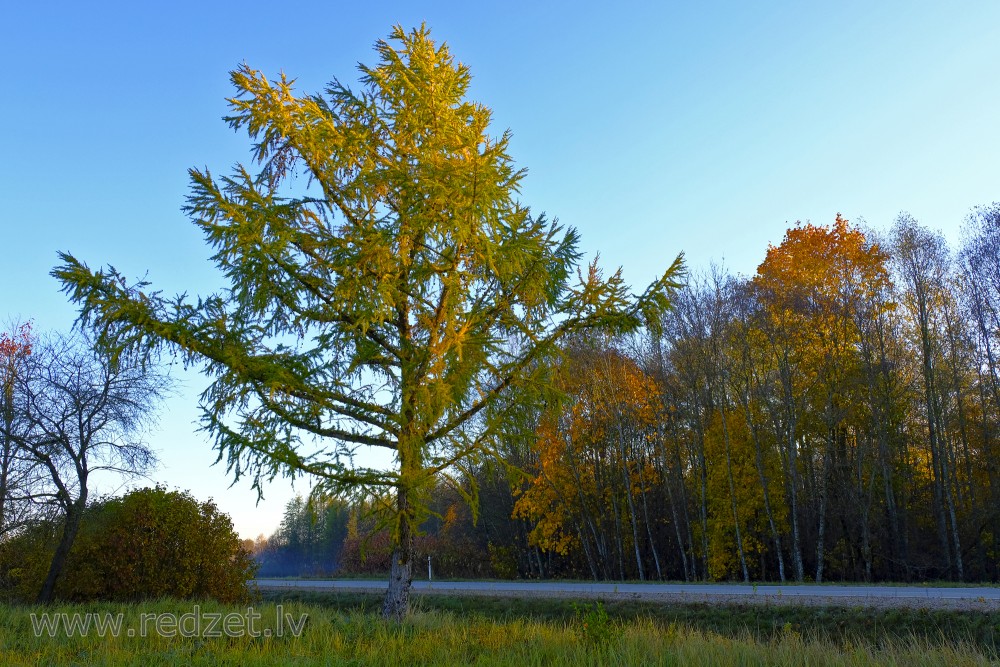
[615,421,646,581]
[382,484,414,622]
[718,405,749,582]
[37,491,87,604]
[658,424,691,581]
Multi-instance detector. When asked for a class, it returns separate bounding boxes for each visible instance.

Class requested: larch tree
[53,26,683,620]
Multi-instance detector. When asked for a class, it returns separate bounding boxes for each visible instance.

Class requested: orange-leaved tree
[0,322,34,538]
[514,339,663,580]
[752,215,891,582]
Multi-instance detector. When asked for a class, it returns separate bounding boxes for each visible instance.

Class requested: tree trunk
[936,416,965,581]
[609,476,627,580]
[733,350,787,583]
[658,426,691,581]
[815,446,828,583]
[575,519,600,581]
[970,295,1000,579]
[786,425,805,582]
[382,484,414,622]
[745,407,785,582]
[615,422,646,581]
[719,405,750,583]
[665,419,697,581]
[637,457,663,580]
[37,492,87,604]
[775,352,805,582]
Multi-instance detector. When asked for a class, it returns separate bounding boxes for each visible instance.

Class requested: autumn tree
[0,322,42,539]
[647,305,704,581]
[656,283,716,580]
[514,338,663,580]
[890,214,975,580]
[959,204,1000,577]
[847,227,911,580]
[752,215,891,581]
[53,26,682,619]
[725,281,791,581]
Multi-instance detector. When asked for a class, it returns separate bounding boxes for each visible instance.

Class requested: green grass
[263,590,1000,651]
[1,595,998,666]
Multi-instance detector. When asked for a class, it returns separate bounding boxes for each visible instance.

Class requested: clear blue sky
[2,1,998,539]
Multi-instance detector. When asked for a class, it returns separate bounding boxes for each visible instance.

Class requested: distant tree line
[256,207,1000,583]
[253,484,512,580]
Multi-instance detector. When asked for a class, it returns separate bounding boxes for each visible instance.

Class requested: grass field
[1,593,998,665]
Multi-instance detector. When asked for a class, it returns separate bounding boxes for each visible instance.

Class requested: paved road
[256,578,1000,603]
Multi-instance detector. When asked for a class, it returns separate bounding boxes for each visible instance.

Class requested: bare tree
[958,203,1000,579]
[890,214,964,580]
[8,332,168,602]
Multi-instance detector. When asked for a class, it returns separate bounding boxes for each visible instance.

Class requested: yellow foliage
[513,344,661,559]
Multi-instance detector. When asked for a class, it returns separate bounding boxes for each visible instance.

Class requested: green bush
[573,601,613,647]
[0,486,256,603]
[0,519,60,601]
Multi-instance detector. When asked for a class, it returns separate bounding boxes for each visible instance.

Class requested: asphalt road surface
[256,578,1000,608]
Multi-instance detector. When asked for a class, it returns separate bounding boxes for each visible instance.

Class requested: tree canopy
[53,25,683,619]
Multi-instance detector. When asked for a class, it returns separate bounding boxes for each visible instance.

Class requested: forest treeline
[255,207,1000,583]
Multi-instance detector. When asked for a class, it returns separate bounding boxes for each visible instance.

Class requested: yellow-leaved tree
[752,215,891,582]
[53,26,683,619]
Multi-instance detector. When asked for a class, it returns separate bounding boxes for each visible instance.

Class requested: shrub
[0,486,256,603]
[573,601,613,647]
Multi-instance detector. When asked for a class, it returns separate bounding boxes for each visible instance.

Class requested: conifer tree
[53,25,682,619]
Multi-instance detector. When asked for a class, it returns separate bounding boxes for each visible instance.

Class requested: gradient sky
[2,1,998,539]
